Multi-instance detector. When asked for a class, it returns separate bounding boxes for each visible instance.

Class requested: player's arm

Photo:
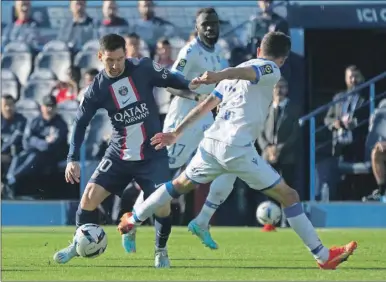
[67,81,100,163]
[166,88,207,102]
[197,66,260,85]
[173,90,222,138]
[1,116,26,154]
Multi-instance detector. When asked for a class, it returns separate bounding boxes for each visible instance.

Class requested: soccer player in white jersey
[135,7,238,249]
[118,32,358,270]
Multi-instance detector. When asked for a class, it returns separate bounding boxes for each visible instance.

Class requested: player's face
[258,0,273,13]
[196,12,220,47]
[273,78,288,100]
[103,1,117,18]
[98,48,126,77]
[1,98,15,119]
[125,38,140,58]
[345,69,363,89]
[156,42,171,60]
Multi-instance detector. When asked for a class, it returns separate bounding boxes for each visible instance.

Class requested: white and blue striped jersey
[205,58,281,147]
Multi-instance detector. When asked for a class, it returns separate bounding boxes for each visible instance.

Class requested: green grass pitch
[2,226,386,281]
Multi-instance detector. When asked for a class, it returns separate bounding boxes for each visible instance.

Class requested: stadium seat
[1,69,20,100]
[29,69,57,81]
[1,48,33,86]
[42,40,70,52]
[21,79,56,102]
[3,41,31,53]
[82,39,100,51]
[73,51,104,72]
[34,51,72,82]
[15,99,40,121]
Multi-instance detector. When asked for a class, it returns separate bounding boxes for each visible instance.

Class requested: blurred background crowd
[1,0,386,226]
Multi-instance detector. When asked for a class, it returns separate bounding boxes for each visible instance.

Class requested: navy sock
[75,206,98,229]
[154,215,172,249]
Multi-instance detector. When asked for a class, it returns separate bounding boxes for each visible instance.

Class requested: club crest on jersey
[259,64,273,76]
[176,59,187,72]
[152,61,163,72]
[118,86,129,96]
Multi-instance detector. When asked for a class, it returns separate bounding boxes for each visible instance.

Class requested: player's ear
[97,51,103,62]
[256,47,261,57]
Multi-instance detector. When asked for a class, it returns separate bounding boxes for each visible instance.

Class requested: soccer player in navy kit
[53,34,198,268]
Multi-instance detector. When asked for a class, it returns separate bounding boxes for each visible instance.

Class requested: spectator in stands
[132,0,176,50]
[98,0,129,37]
[153,37,174,126]
[324,65,367,161]
[52,66,81,104]
[242,0,289,56]
[124,33,144,59]
[78,68,99,102]
[6,95,68,197]
[1,95,27,198]
[2,0,40,49]
[57,0,97,50]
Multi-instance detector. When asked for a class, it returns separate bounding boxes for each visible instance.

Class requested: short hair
[346,65,360,73]
[196,7,218,18]
[157,37,170,46]
[260,31,291,59]
[123,32,140,41]
[99,34,126,52]
[85,68,99,77]
[2,94,15,102]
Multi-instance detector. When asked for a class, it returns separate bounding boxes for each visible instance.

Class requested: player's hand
[188,80,200,90]
[151,132,177,150]
[65,161,81,184]
[194,71,223,85]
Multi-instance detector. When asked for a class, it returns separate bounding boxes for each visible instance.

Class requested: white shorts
[163,113,213,169]
[185,138,281,191]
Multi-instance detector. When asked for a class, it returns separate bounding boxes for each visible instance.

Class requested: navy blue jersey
[68,58,191,162]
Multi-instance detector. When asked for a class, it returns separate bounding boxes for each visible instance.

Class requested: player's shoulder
[178,38,200,57]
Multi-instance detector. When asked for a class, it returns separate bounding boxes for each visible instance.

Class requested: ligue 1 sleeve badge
[152,61,163,72]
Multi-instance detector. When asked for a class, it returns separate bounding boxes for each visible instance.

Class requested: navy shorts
[89,154,171,199]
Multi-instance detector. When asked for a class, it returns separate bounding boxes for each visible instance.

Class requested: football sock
[195,200,219,226]
[154,215,172,249]
[284,203,329,263]
[75,207,98,229]
[131,181,179,223]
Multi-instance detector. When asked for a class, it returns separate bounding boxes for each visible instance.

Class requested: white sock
[195,175,235,226]
[284,203,329,263]
[131,181,176,223]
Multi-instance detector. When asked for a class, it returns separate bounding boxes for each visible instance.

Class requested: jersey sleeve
[170,44,196,77]
[250,62,281,85]
[67,80,100,162]
[142,58,191,90]
[210,81,227,101]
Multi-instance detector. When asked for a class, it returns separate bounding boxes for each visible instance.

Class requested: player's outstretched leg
[263,179,357,270]
[53,183,110,264]
[189,174,236,249]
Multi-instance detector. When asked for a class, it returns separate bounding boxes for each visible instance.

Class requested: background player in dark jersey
[53,34,198,268]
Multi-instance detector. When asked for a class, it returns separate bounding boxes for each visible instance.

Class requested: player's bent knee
[154,203,171,218]
[263,179,300,207]
[172,173,198,194]
[80,183,111,211]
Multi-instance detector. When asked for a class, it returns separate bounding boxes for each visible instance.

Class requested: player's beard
[203,34,219,48]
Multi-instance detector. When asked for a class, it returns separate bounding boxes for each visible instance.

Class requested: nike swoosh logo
[123,98,131,104]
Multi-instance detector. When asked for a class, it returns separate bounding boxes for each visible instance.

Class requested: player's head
[195,7,220,47]
[156,37,171,61]
[345,65,363,90]
[273,76,288,101]
[1,95,16,119]
[40,95,57,121]
[257,31,291,68]
[70,0,87,18]
[98,34,126,78]
[258,0,274,14]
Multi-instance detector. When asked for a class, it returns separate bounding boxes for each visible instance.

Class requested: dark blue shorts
[88,154,171,199]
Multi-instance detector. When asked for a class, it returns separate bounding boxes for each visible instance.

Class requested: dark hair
[68,66,81,83]
[99,33,126,52]
[85,68,99,77]
[260,31,291,59]
[196,7,218,18]
[157,37,170,46]
[123,32,140,41]
[2,94,15,102]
